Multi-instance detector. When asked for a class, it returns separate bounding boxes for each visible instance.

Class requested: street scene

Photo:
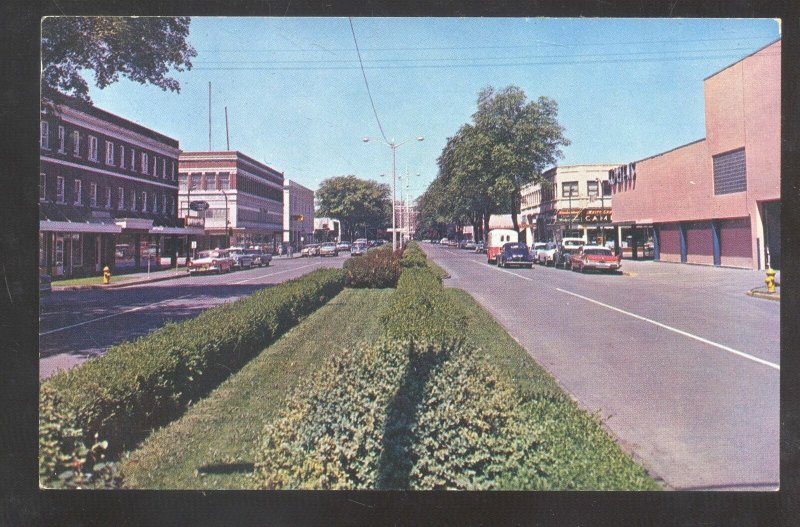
[37,16,781,498]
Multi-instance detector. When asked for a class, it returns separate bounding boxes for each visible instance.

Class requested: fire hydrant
[764,267,776,294]
[103,266,111,285]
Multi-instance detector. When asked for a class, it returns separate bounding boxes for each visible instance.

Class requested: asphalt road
[425,243,779,491]
[39,255,348,379]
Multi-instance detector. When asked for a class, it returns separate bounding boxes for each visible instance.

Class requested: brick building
[39,89,201,278]
[609,40,781,270]
[178,151,284,251]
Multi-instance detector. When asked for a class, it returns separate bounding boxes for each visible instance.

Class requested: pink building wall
[611,40,780,269]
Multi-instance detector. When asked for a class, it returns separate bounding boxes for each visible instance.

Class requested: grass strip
[122,288,393,489]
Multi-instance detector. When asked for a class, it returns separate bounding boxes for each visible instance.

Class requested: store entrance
[763,201,781,270]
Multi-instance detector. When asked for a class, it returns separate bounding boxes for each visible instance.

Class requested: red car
[570,245,622,273]
[187,249,233,274]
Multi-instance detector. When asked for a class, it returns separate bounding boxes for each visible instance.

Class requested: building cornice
[41,156,179,190]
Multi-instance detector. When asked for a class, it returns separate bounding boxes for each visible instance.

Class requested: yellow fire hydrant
[764,267,776,294]
[103,266,111,285]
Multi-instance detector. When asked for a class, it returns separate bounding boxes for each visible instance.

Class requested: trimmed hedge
[343,245,401,288]
[40,268,345,466]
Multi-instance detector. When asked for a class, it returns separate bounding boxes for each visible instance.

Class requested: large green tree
[315,176,391,241]
[41,17,196,101]
[472,86,571,234]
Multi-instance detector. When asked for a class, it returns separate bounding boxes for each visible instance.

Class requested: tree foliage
[316,176,391,241]
[416,85,570,241]
[41,17,197,101]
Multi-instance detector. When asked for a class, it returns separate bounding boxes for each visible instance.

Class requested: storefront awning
[40,219,122,233]
[149,226,205,235]
[39,203,123,233]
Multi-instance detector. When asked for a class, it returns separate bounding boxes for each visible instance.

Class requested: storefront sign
[189,200,210,212]
[556,209,612,223]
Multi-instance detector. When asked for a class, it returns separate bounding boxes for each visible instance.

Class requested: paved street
[425,243,779,491]
[39,255,348,379]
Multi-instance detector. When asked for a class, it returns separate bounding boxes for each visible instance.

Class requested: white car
[536,242,559,266]
[530,242,548,261]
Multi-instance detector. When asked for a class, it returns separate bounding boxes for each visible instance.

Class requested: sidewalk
[51,254,305,291]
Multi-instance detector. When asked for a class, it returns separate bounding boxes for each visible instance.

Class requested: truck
[486,229,519,264]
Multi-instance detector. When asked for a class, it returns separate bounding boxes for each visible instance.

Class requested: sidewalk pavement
[51,254,301,291]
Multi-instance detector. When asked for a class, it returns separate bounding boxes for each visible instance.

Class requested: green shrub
[42,268,345,456]
[399,242,427,268]
[343,245,401,288]
[39,385,123,489]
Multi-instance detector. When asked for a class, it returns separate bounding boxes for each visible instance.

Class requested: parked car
[497,242,534,268]
[300,244,320,257]
[554,238,586,269]
[474,241,486,253]
[39,272,52,294]
[464,240,477,250]
[355,238,368,245]
[351,242,367,256]
[188,249,233,274]
[244,248,272,267]
[319,242,339,257]
[530,242,548,261]
[570,245,622,273]
[227,247,255,269]
[440,237,449,245]
[336,241,351,252]
[536,242,559,266]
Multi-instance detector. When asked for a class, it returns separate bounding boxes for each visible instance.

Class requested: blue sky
[84,17,780,199]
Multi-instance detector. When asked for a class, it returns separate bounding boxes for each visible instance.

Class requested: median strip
[231,262,322,284]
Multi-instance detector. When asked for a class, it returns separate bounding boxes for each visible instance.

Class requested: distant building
[284,179,315,248]
[609,40,780,269]
[39,89,200,278]
[178,151,284,250]
[520,164,619,244]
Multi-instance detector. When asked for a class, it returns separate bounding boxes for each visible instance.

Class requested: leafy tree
[41,17,196,101]
[472,86,570,234]
[316,176,391,241]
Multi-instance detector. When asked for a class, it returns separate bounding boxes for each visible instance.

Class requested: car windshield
[563,240,583,247]
[584,248,613,256]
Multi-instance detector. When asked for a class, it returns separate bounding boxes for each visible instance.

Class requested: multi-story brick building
[178,151,284,251]
[283,179,315,249]
[609,39,780,270]
[39,89,201,278]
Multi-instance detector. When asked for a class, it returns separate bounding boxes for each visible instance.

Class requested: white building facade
[283,179,315,248]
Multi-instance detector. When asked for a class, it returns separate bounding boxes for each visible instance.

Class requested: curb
[746,287,780,301]
[53,272,190,291]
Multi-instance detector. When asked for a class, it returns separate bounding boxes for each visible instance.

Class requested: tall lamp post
[220,189,230,248]
[362,136,424,251]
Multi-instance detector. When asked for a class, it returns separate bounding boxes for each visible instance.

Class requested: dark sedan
[497,242,534,269]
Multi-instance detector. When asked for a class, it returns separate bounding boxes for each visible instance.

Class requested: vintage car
[474,241,486,253]
[530,242,548,261]
[570,245,622,273]
[486,229,518,264]
[536,241,559,266]
[318,242,339,257]
[336,241,351,252]
[497,242,534,269]
[244,248,272,267]
[187,249,233,274]
[554,238,586,269]
[227,247,255,269]
[350,242,368,256]
[300,244,320,257]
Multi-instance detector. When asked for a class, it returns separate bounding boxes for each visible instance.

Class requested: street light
[220,189,230,248]
[362,136,424,251]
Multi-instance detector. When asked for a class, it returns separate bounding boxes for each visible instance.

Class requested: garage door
[720,217,752,268]
[657,223,681,263]
[685,221,713,265]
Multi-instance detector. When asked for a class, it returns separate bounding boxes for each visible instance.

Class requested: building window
[561,181,578,198]
[153,156,158,177]
[602,180,612,197]
[105,141,115,165]
[141,191,148,212]
[218,172,230,190]
[162,193,167,214]
[130,189,136,210]
[168,196,174,215]
[141,152,149,174]
[152,193,158,213]
[170,161,175,180]
[71,234,83,267]
[587,180,598,199]
[190,173,201,190]
[56,176,65,203]
[58,126,65,153]
[40,121,49,149]
[118,187,125,209]
[105,186,112,209]
[73,179,82,205]
[162,159,167,180]
[72,130,80,156]
[206,173,217,190]
[178,173,187,190]
[40,173,46,201]
[713,148,747,195]
[130,148,136,171]
[88,136,98,161]
[90,182,97,207]
[120,145,126,168]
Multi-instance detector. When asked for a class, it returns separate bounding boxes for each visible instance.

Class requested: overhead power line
[349,17,388,144]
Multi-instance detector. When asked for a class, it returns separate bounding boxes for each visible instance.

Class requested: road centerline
[468,259,534,281]
[555,287,779,371]
[39,294,193,336]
